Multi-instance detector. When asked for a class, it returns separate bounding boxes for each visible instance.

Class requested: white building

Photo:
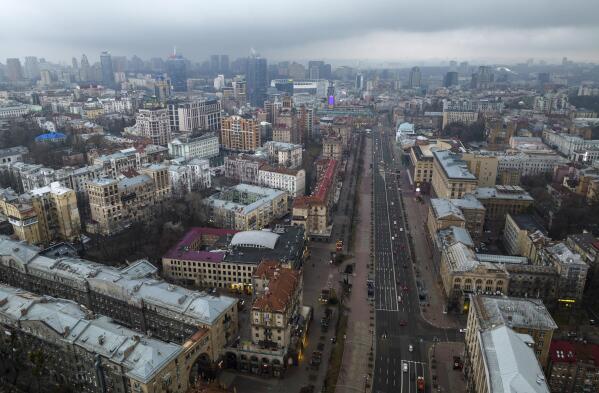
[263,141,303,168]
[542,130,599,157]
[133,107,171,146]
[168,133,220,161]
[258,167,306,197]
[0,146,28,165]
[99,97,134,114]
[167,99,222,133]
[497,153,570,177]
[168,158,211,195]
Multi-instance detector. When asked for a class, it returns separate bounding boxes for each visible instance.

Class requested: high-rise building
[308,60,331,80]
[71,57,78,70]
[355,73,364,91]
[166,53,187,92]
[220,54,230,74]
[210,54,220,74]
[99,51,115,87]
[220,115,261,152]
[24,56,40,80]
[409,66,421,88]
[471,65,494,89]
[167,98,222,133]
[135,107,172,145]
[79,54,90,81]
[443,71,458,87]
[246,55,268,107]
[5,58,23,81]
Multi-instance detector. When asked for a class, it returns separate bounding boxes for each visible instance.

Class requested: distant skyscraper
[355,73,364,91]
[112,56,127,73]
[5,58,23,81]
[71,57,78,70]
[220,55,229,74]
[409,66,421,88]
[210,55,220,74]
[166,52,187,92]
[449,60,458,70]
[471,66,494,89]
[246,54,268,107]
[40,70,52,86]
[100,51,115,87]
[80,54,90,81]
[308,60,331,80]
[24,56,40,80]
[444,71,459,87]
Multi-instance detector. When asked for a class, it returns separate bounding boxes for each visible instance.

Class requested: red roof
[549,340,576,363]
[163,227,238,262]
[293,159,337,208]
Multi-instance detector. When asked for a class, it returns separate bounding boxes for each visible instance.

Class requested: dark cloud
[2,0,599,63]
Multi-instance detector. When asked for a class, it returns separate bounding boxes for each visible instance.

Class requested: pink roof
[162,227,238,262]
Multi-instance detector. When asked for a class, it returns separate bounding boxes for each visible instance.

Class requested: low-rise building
[451,195,486,241]
[466,295,557,368]
[462,153,498,188]
[292,159,338,239]
[162,226,306,291]
[470,186,534,233]
[0,239,238,363]
[168,158,212,195]
[224,154,265,184]
[168,132,220,160]
[464,309,550,393]
[204,184,288,230]
[408,139,456,189]
[497,152,569,178]
[0,284,210,393]
[547,340,599,393]
[431,149,478,199]
[503,214,548,257]
[322,137,343,160]
[262,141,302,168]
[540,242,589,301]
[427,198,466,240]
[0,145,27,165]
[258,166,306,197]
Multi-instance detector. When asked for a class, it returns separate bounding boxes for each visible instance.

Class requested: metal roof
[230,230,280,249]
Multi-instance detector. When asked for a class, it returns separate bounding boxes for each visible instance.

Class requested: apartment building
[168,158,211,195]
[204,184,288,230]
[167,98,222,132]
[503,214,548,257]
[0,145,27,165]
[292,159,338,239]
[262,141,303,168]
[220,115,261,152]
[92,145,168,178]
[0,284,210,393]
[86,164,171,235]
[134,107,172,146]
[168,132,220,160]
[0,182,81,246]
[162,226,306,291]
[259,166,306,197]
[451,195,486,241]
[442,110,478,128]
[541,242,589,301]
[427,198,466,240]
[322,137,343,160]
[547,340,599,393]
[497,152,569,177]
[408,139,456,188]
[0,239,238,362]
[224,154,265,184]
[431,149,478,199]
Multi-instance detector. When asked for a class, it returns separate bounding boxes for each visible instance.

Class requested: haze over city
[2,0,599,63]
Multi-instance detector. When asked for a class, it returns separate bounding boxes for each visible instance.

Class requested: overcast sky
[2,0,599,65]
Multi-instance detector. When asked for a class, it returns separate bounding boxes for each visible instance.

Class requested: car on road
[408,344,413,352]
[459,328,467,333]
[402,362,408,372]
[399,320,406,326]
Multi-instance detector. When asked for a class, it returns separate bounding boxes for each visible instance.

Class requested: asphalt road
[371,125,460,393]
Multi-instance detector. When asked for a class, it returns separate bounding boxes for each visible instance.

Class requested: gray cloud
[2,0,599,63]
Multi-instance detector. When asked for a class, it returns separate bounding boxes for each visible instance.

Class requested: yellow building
[427,198,466,240]
[0,183,81,246]
[471,186,534,233]
[408,139,455,188]
[462,153,498,187]
[431,149,478,199]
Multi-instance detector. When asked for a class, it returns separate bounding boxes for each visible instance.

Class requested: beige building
[134,107,172,146]
[470,186,534,233]
[503,214,548,258]
[408,139,455,188]
[0,183,81,246]
[431,149,478,199]
[204,184,288,230]
[466,295,557,368]
[427,198,466,240]
[464,300,550,393]
[462,153,498,187]
[220,115,261,152]
[86,164,171,235]
[251,260,302,351]
[451,195,486,241]
[442,110,478,128]
[322,137,343,160]
[440,240,509,311]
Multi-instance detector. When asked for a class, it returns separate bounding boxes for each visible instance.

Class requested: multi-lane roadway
[371,125,458,393]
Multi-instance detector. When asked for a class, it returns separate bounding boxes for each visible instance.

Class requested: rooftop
[252,261,300,313]
[0,237,237,326]
[510,214,548,235]
[431,198,465,221]
[545,243,586,266]
[230,230,280,249]
[472,186,534,201]
[481,325,550,393]
[205,183,286,216]
[162,227,237,263]
[0,284,182,384]
[472,295,557,331]
[451,194,485,211]
[432,149,477,180]
[549,340,599,365]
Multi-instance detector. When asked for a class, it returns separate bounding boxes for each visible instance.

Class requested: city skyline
[2,0,599,64]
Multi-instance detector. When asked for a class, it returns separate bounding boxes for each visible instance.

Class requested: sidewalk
[391,142,460,330]
[428,342,466,393]
[335,136,374,393]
